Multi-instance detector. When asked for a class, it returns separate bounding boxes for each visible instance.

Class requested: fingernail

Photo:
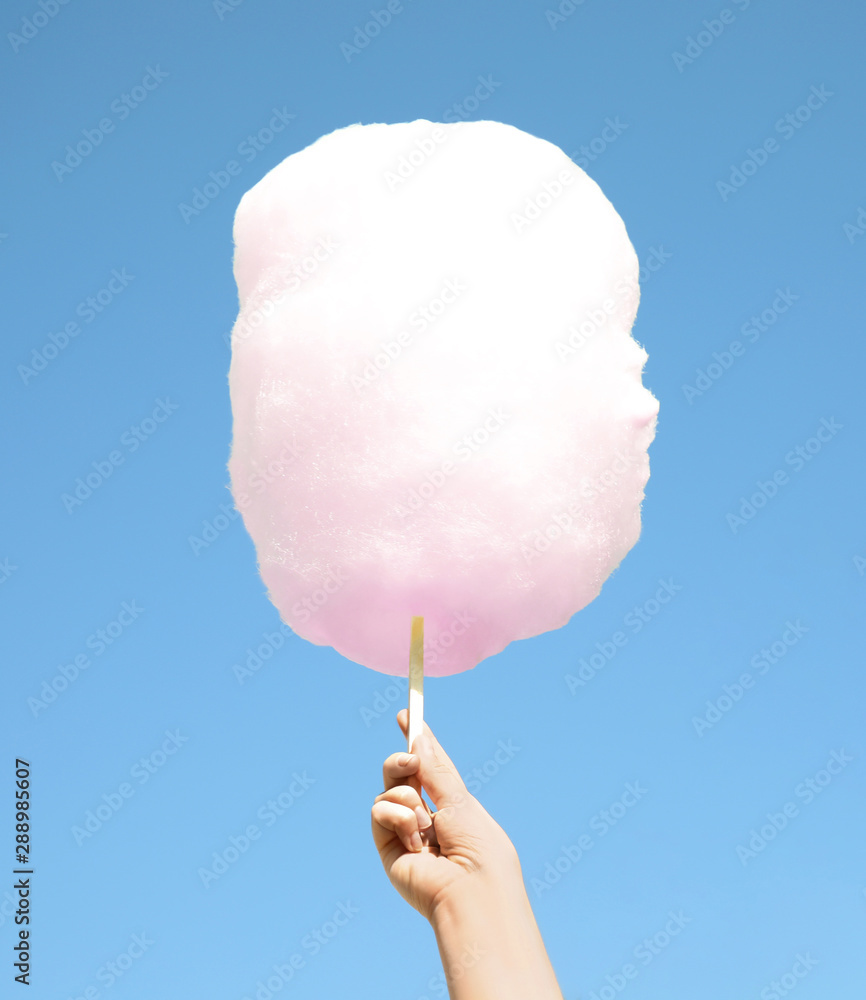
[415,806,432,830]
[398,754,415,768]
[410,831,423,852]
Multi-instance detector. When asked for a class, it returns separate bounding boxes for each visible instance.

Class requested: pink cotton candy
[227,119,659,677]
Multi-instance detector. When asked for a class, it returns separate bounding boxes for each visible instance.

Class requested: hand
[371,709,522,923]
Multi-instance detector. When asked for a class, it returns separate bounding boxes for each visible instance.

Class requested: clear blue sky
[2,1,865,997]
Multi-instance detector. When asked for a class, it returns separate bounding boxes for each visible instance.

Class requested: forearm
[430,875,565,1000]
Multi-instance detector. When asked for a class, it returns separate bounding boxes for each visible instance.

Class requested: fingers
[374,783,432,833]
[382,750,421,792]
[396,710,468,812]
[396,707,410,737]
[371,791,433,854]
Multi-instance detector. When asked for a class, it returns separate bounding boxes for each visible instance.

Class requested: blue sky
[2,1,865,997]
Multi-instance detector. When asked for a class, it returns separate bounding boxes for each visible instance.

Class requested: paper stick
[407,616,424,753]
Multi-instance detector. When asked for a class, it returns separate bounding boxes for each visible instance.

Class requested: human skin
[371,709,565,999]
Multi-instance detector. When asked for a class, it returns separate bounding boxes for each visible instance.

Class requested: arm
[430,873,564,999]
[371,710,564,999]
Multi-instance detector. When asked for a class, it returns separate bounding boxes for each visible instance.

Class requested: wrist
[429,864,526,933]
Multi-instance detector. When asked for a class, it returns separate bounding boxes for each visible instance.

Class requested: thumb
[411,722,468,811]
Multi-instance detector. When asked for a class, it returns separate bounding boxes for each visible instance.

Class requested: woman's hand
[371,709,522,923]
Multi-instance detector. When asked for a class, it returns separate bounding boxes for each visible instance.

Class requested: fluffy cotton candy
[227,119,659,677]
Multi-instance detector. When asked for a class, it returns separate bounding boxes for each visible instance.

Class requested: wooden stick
[407,616,424,754]
[407,615,437,848]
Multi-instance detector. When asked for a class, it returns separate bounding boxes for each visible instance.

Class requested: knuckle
[391,785,419,808]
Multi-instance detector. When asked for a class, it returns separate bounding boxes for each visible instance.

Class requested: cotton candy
[227,119,658,677]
